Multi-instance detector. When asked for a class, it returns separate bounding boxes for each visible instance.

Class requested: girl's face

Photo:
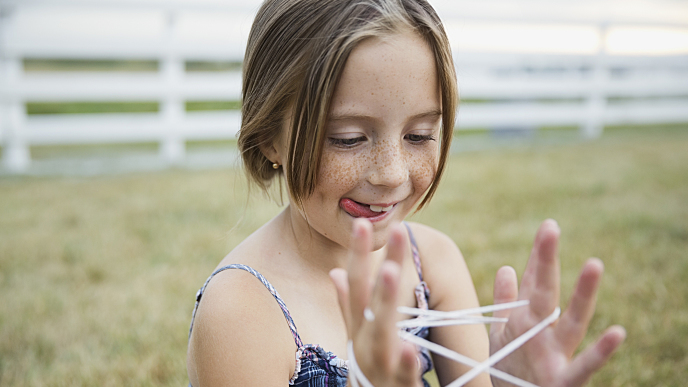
[294,29,442,250]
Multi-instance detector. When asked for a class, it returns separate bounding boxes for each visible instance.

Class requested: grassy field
[0,126,686,386]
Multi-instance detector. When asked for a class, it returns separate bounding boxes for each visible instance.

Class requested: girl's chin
[370,237,390,252]
[369,222,402,249]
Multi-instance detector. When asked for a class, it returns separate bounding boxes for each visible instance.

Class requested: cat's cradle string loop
[347,300,560,387]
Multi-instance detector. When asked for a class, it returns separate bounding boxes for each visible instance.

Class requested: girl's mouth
[339,198,396,221]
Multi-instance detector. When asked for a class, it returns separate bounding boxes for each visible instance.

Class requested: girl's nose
[367,141,409,188]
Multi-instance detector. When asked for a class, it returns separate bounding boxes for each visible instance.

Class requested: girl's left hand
[489,219,626,387]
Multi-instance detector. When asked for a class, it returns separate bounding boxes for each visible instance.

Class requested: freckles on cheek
[412,148,439,191]
[318,152,368,191]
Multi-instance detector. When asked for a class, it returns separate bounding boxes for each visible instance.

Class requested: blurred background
[0,0,686,386]
[1,0,686,174]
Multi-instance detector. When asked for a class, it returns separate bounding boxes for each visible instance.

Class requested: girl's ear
[259,138,283,167]
[262,110,291,167]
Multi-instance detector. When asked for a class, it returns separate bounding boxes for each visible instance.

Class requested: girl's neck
[274,205,386,277]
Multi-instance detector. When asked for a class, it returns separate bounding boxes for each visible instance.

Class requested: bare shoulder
[404,222,476,309]
[404,221,468,288]
[405,221,464,263]
[187,268,297,386]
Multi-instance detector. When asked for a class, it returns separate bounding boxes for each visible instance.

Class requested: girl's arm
[188,269,297,386]
[407,222,492,387]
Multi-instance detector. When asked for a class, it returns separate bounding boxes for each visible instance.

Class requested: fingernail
[353,219,364,236]
[545,218,560,232]
[355,218,371,234]
[381,260,400,285]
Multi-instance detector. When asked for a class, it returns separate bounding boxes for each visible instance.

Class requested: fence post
[1,5,30,173]
[582,22,608,139]
[1,56,30,173]
[160,10,185,165]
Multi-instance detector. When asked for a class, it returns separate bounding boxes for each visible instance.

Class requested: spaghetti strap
[189,264,304,348]
[404,222,424,282]
[402,222,432,378]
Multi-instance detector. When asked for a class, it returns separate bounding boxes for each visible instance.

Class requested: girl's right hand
[330,219,422,387]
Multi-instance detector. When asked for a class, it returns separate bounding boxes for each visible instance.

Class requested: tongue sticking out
[339,198,382,218]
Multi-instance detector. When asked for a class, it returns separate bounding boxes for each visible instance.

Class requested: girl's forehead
[330,30,441,121]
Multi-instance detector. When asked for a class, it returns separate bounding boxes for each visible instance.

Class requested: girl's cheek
[319,150,368,189]
[317,145,437,192]
[410,146,439,190]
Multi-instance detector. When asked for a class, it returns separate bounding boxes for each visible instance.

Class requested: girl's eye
[405,133,436,144]
[328,136,366,148]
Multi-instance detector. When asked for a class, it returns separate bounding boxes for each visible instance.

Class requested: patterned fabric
[291,345,349,387]
[188,223,433,387]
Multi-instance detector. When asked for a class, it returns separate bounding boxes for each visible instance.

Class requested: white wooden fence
[1,0,687,173]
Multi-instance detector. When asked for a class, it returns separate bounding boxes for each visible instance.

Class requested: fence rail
[1,1,687,173]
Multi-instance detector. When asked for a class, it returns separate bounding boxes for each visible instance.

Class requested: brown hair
[238,0,457,210]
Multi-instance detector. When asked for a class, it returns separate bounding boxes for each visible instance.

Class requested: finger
[491,265,518,336]
[385,223,408,266]
[519,220,553,298]
[330,268,353,338]
[364,223,407,325]
[348,218,373,333]
[396,341,421,385]
[363,260,403,373]
[563,325,626,387]
[527,219,561,317]
[364,225,407,373]
[555,258,604,355]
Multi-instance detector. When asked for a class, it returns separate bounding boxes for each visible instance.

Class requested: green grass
[24,59,159,73]
[185,61,242,72]
[185,100,242,111]
[26,102,160,115]
[1,126,687,385]
[23,59,243,73]
[29,142,161,160]
[26,101,242,115]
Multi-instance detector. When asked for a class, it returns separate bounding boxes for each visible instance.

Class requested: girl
[186,1,626,386]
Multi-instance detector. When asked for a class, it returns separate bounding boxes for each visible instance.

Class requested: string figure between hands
[348,300,560,387]
[337,220,625,387]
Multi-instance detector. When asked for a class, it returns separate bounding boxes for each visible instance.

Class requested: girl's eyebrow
[328,109,442,123]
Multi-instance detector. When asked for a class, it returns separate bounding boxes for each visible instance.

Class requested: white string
[398,299,530,320]
[397,331,539,387]
[364,307,376,322]
[397,316,508,329]
[447,307,561,387]
[347,300,561,387]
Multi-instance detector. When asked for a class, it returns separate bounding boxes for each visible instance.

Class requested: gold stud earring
[272,163,280,170]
